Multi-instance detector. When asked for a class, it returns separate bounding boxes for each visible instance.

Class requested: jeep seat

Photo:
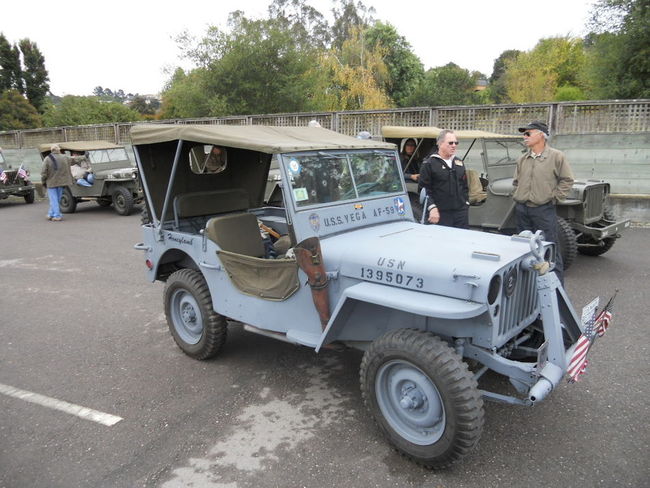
[205,212,265,258]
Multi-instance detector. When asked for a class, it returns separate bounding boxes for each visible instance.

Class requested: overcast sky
[2,0,596,97]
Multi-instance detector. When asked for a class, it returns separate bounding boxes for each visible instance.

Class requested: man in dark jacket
[418,129,469,228]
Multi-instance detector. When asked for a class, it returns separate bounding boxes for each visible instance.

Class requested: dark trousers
[515,202,564,283]
[439,207,469,229]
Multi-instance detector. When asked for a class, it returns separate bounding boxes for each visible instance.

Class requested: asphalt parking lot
[1,197,648,488]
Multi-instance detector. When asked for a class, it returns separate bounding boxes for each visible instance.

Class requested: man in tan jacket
[512,121,574,282]
[41,144,76,221]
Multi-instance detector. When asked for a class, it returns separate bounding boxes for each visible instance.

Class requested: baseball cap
[518,121,549,135]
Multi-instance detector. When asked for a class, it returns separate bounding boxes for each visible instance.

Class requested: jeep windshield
[483,140,526,167]
[87,147,130,164]
[283,149,403,207]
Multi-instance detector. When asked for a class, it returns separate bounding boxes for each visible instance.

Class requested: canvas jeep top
[132,123,610,469]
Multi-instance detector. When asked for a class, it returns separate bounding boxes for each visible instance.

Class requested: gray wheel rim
[170,289,203,344]
[375,359,446,445]
[115,194,126,210]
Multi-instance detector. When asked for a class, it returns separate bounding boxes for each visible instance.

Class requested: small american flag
[567,291,617,383]
[567,307,597,383]
[0,170,7,183]
[17,165,27,179]
[595,292,616,337]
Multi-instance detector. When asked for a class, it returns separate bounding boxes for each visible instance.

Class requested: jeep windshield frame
[280,149,404,209]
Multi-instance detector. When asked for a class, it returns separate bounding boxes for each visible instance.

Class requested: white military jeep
[133,123,604,468]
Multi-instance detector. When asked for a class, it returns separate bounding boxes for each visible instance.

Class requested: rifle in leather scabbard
[294,237,330,330]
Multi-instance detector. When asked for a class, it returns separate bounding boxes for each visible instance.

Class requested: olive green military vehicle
[38,141,143,216]
[0,150,35,204]
[381,126,631,270]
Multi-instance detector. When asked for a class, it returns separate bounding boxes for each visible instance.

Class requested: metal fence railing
[1,99,649,149]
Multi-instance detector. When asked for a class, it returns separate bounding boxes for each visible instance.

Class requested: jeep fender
[315,281,487,352]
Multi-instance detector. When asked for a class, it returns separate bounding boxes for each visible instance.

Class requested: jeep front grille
[584,186,605,221]
[498,264,539,339]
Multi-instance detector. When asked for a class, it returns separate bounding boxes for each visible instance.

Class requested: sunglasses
[523,131,535,137]
[448,141,459,145]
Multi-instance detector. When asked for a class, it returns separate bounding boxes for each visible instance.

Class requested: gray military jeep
[38,141,143,216]
[133,123,605,468]
[381,126,631,270]
[0,150,35,204]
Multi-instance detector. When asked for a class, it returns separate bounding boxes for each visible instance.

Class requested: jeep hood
[322,222,545,302]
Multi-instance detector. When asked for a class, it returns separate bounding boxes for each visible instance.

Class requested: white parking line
[0,383,123,426]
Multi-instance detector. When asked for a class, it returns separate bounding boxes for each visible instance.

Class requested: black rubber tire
[24,189,35,204]
[360,329,484,469]
[164,269,227,360]
[557,216,577,270]
[141,205,151,225]
[409,192,424,223]
[112,186,134,216]
[59,187,77,213]
[577,207,617,256]
[96,198,112,207]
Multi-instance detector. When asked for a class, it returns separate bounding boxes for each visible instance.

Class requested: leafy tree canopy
[42,96,141,127]
[406,63,480,107]
[0,89,42,130]
[364,22,424,106]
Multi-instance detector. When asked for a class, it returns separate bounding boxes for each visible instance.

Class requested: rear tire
[59,187,77,213]
[556,216,577,270]
[360,329,484,469]
[164,269,227,360]
[112,186,134,216]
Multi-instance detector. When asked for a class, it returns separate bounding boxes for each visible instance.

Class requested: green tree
[331,0,375,50]
[42,95,141,127]
[18,39,49,112]
[166,10,322,116]
[267,0,330,48]
[364,21,424,106]
[312,26,391,110]
[487,49,521,103]
[0,89,42,130]
[0,34,24,93]
[504,36,586,103]
[406,63,478,106]
[585,0,649,98]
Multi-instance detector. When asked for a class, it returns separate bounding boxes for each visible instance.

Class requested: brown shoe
[47,216,52,221]
[52,217,62,221]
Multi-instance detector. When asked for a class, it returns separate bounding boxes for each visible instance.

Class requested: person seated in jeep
[204,146,227,174]
[70,151,95,187]
[399,138,421,183]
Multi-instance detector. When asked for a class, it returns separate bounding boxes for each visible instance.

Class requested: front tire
[360,329,484,469]
[112,186,134,216]
[24,189,35,204]
[164,269,227,360]
[556,216,577,270]
[59,187,77,213]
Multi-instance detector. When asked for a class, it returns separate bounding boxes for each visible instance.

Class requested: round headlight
[503,267,518,297]
[488,275,501,305]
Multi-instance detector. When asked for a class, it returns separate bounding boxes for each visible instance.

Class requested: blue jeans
[77,173,94,186]
[47,186,64,218]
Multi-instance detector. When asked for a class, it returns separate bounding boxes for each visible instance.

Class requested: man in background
[419,129,470,228]
[512,121,574,282]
